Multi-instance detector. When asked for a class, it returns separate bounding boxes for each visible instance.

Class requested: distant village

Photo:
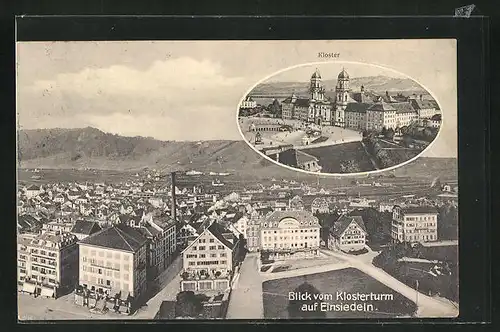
[17,167,458,319]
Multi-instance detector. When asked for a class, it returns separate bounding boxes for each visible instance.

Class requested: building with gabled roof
[328,215,367,252]
[77,224,149,313]
[180,221,241,294]
[70,220,102,240]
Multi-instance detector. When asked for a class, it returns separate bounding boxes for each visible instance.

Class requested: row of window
[84,249,131,260]
[197,238,216,244]
[81,274,129,291]
[341,235,364,240]
[30,249,57,257]
[405,216,436,221]
[31,265,56,275]
[23,274,57,284]
[262,229,318,235]
[340,240,364,245]
[186,253,227,259]
[83,257,130,271]
[188,260,227,266]
[82,265,130,280]
[262,242,317,248]
[262,235,318,242]
[263,221,316,228]
[192,245,225,251]
[405,234,436,241]
[405,222,436,228]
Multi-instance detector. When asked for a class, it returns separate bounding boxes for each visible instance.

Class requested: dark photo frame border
[2,15,490,329]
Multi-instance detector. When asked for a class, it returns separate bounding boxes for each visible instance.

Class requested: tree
[381,127,387,137]
[385,128,395,140]
[340,160,361,173]
[174,291,204,318]
[287,282,326,318]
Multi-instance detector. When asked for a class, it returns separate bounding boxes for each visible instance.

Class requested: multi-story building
[328,215,367,252]
[77,224,148,312]
[365,101,398,131]
[18,230,79,298]
[134,215,177,280]
[410,97,440,119]
[260,210,321,260]
[278,68,439,132]
[246,213,261,252]
[180,222,240,293]
[391,205,439,243]
[344,103,370,130]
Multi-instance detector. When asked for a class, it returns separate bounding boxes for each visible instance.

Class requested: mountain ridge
[18,127,456,179]
[250,75,427,97]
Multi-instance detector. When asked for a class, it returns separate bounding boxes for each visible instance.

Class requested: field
[262,268,417,318]
[394,261,458,302]
[302,142,375,173]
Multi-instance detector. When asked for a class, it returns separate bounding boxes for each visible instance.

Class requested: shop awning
[40,287,55,298]
[22,282,36,294]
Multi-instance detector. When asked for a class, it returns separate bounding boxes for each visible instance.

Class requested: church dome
[311,69,321,79]
[338,68,349,79]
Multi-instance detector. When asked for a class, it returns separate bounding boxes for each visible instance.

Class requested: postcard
[16,39,459,320]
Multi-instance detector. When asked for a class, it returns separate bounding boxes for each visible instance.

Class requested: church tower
[310,68,324,101]
[334,68,350,127]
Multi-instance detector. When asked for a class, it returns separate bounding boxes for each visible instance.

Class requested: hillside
[18,127,456,180]
[250,75,427,97]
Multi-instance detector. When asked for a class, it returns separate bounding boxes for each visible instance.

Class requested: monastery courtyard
[239,117,362,149]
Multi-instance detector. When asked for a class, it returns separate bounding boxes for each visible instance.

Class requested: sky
[16,39,457,157]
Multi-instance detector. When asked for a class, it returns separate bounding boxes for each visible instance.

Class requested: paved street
[132,256,182,319]
[18,293,121,320]
[18,256,182,321]
[226,253,264,319]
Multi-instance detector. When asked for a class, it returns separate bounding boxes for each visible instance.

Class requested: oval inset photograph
[237,62,443,175]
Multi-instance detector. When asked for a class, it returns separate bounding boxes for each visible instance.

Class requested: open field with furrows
[301,142,375,173]
[262,268,417,319]
[17,168,448,201]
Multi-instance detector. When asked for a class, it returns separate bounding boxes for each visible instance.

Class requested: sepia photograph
[16,39,459,321]
[238,62,442,175]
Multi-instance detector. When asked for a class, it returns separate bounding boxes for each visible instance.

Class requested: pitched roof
[296,150,319,165]
[294,98,310,108]
[331,215,367,238]
[207,222,238,249]
[390,102,417,114]
[71,220,101,235]
[26,185,41,191]
[401,206,439,214]
[367,101,396,112]
[345,102,372,113]
[79,224,148,252]
[265,210,319,226]
[410,98,440,110]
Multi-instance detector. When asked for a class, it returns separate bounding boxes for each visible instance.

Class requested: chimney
[419,94,423,101]
[171,172,177,223]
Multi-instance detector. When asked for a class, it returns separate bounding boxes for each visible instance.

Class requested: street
[132,256,182,319]
[18,256,183,321]
[226,253,264,319]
